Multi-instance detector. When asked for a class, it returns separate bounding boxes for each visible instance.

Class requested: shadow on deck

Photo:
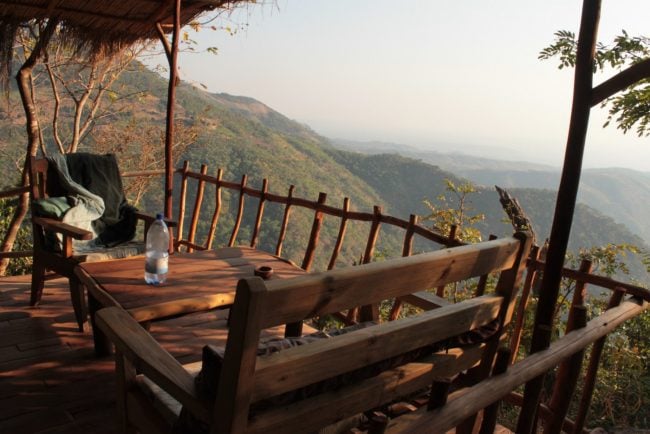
[0,275,230,434]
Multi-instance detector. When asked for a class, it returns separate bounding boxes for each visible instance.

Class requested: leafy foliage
[422,179,485,243]
[540,29,650,136]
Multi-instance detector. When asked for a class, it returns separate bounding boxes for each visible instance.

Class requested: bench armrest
[134,211,177,228]
[32,216,94,240]
[95,306,210,421]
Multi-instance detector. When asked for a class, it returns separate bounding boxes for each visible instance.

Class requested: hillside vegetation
[1,62,647,276]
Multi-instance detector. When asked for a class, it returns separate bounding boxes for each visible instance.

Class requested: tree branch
[591,58,650,106]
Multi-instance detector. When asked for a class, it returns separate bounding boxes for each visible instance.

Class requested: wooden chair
[96,233,531,434]
[29,155,170,331]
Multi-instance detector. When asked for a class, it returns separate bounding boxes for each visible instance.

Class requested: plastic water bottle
[144,213,169,284]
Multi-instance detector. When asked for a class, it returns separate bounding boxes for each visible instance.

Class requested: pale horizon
[151,0,650,171]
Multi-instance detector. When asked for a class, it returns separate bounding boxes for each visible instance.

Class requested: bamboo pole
[518,3,601,432]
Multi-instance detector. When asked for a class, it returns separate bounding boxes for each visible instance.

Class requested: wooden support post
[475,234,498,296]
[509,245,541,363]
[205,168,223,250]
[566,259,592,330]
[187,164,207,253]
[327,197,350,270]
[436,225,457,297]
[479,347,511,434]
[428,378,453,411]
[228,175,247,247]
[301,192,327,272]
[275,185,294,257]
[360,206,382,322]
[544,306,588,434]
[175,161,189,251]
[518,3,601,432]
[572,289,625,433]
[250,178,268,248]
[389,214,419,321]
[161,0,181,220]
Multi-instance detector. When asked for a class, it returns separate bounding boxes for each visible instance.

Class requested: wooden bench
[96,233,531,434]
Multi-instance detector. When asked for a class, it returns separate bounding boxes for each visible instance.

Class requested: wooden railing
[174,161,463,273]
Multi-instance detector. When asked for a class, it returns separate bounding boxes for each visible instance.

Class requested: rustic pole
[161,0,181,219]
[1,20,58,276]
[509,245,541,363]
[543,306,588,434]
[517,2,601,432]
[572,289,625,433]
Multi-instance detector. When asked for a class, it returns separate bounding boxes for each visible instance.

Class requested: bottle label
[145,256,168,274]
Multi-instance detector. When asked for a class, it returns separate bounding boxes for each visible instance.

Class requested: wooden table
[76,246,305,355]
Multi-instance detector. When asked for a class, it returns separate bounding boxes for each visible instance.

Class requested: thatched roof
[0,0,253,87]
[0,0,247,43]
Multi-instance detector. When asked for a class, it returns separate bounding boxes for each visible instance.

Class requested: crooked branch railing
[173,162,463,273]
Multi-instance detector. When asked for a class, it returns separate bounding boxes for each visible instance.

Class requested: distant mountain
[331,138,650,245]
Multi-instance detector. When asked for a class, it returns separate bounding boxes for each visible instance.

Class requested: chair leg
[30,262,46,306]
[69,277,87,332]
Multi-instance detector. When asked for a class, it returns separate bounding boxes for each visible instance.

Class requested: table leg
[89,292,112,357]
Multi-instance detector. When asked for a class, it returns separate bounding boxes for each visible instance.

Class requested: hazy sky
[171,1,650,171]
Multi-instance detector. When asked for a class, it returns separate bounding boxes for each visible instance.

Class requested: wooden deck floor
[0,275,516,434]
[0,275,232,434]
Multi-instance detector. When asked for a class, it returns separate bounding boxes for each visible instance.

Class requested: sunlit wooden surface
[0,274,232,434]
[0,275,515,434]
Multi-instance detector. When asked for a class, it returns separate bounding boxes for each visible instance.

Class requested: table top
[77,246,305,321]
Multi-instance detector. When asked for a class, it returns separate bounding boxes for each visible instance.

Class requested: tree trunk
[0,21,57,275]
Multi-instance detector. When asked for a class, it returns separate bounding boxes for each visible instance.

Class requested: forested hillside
[1,61,647,275]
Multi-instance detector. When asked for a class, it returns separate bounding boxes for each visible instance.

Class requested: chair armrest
[95,306,210,421]
[32,216,94,240]
[134,212,177,228]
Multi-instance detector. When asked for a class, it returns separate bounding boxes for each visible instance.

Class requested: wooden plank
[213,278,267,434]
[246,345,485,434]
[385,299,648,434]
[95,307,210,422]
[400,291,451,310]
[252,296,502,401]
[261,237,521,327]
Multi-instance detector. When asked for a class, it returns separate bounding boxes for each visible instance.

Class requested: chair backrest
[212,234,531,434]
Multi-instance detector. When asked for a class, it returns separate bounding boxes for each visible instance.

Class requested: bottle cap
[156,213,163,220]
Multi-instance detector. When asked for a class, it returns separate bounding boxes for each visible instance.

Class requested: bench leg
[89,293,112,357]
[30,262,46,306]
[69,276,87,332]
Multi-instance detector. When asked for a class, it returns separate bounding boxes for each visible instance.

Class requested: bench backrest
[212,234,531,434]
